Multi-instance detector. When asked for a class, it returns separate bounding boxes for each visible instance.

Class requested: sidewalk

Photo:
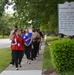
[0,44,45,75]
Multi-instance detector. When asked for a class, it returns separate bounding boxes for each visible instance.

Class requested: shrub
[50,38,74,74]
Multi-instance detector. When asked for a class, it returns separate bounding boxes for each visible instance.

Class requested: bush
[50,38,74,74]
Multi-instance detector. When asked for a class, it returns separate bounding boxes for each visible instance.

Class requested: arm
[27,36,32,46]
[11,36,17,45]
[9,31,14,40]
[26,37,31,41]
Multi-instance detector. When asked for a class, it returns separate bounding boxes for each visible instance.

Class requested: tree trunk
[2,30,4,38]
[59,34,64,39]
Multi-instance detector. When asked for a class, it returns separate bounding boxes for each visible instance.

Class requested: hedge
[50,38,74,74]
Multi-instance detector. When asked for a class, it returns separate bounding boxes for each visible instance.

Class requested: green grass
[0,35,9,39]
[43,36,59,69]
[0,48,11,73]
[46,36,59,44]
[43,46,53,69]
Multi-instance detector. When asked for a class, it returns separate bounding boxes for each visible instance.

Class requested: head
[35,28,39,32]
[37,28,40,32]
[19,30,22,35]
[38,28,40,31]
[14,29,19,35]
[13,25,18,30]
[24,27,29,33]
[32,27,36,32]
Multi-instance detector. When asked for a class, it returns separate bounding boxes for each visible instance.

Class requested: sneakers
[34,57,36,60]
[16,68,19,70]
[26,60,28,63]
[28,61,31,64]
[16,64,21,70]
[19,64,21,68]
[28,60,31,64]
[26,60,31,64]
[10,62,14,65]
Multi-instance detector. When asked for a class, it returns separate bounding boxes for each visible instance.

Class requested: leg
[25,45,31,60]
[33,41,37,59]
[13,50,19,68]
[18,51,23,66]
[35,41,38,57]
[28,44,31,60]
[10,50,14,65]
[37,42,40,55]
[31,49,34,60]
[25,46,29,59]
[10,43,14,65]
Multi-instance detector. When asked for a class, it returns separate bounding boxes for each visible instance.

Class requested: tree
[0,13,15,37]
[0,0,8,16]
[0,0,74,35]
[13,0,74,33]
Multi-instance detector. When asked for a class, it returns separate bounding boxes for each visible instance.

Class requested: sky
[5,5,14,14]
[5,0,15,14]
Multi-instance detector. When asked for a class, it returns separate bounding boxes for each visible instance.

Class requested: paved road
[0,39,11,49]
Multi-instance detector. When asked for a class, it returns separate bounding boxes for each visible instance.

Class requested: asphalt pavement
[0,39,11,49]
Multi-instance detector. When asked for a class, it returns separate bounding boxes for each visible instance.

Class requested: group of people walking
[9,25,44,70]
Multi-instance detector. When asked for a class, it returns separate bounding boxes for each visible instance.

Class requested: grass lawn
[46,36,59,44]
[0,48,11,73]
[43,36,59,69]
[0,35,9,39]
[43,45,53,69]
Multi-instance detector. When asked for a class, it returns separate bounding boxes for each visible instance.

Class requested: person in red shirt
[11,29,26,70]
[9,25,18,65]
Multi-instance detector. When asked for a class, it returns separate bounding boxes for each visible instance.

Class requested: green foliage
[0,13,14,36]
[0,35,9,39]
[0,0,74,33]
[0,0,8,16]
[13,0,74,32]
[49,13,58,33]
[50,38,74,74]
